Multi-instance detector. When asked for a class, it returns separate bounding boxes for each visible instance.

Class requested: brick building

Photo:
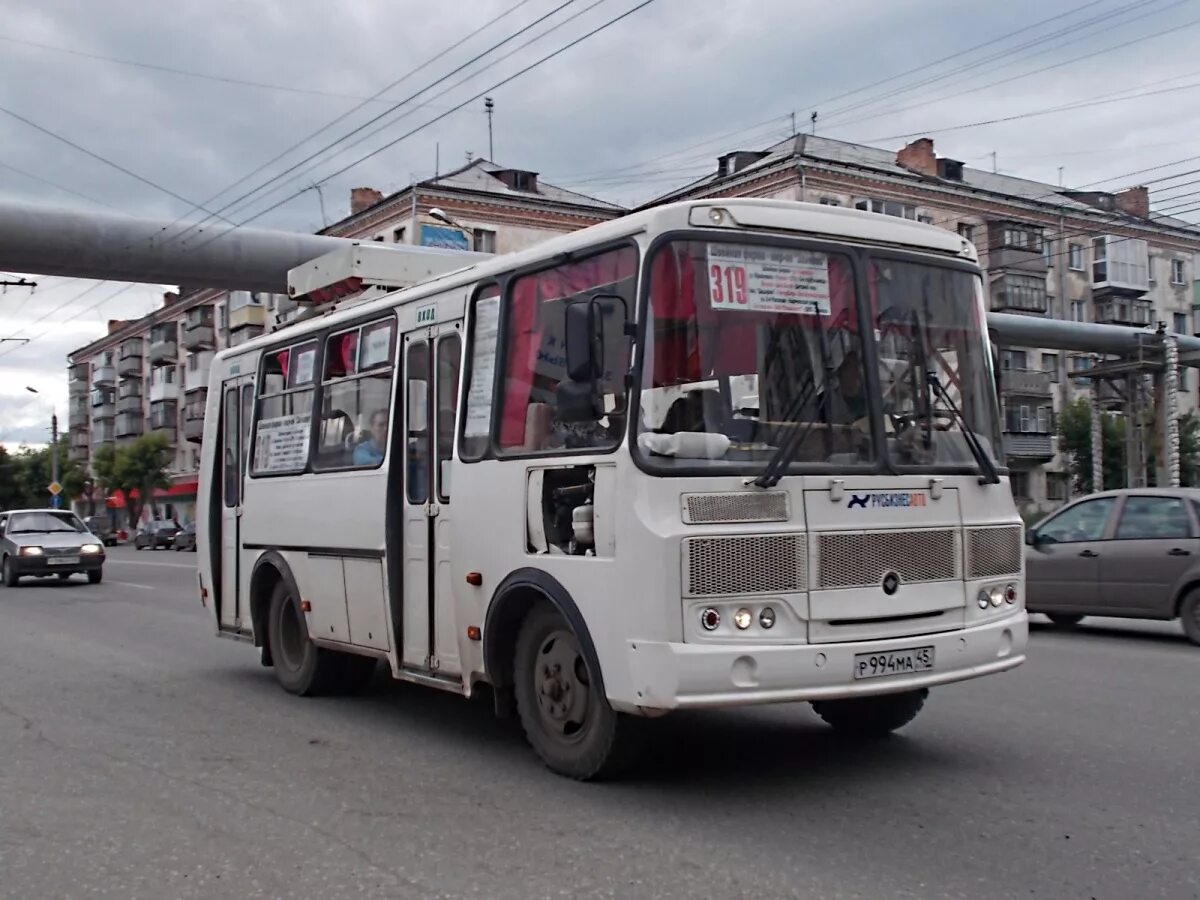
[66,161,623,526]
[647,134,1200,514]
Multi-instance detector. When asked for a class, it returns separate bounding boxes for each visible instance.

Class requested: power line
[0,284,136,361]
[159,0,550,244]
[0,103,231,220]
[195,0,660,240]
[0,157,120,210]
[0,33,454,107]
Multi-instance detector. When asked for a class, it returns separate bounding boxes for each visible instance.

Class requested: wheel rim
[533,628,592,743]
[1190,602,1200,634]
[276,593,306,672]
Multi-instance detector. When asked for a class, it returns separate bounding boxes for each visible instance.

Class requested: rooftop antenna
[1058,166,1065,187]
[991,151,997,174]
[435,142,440,179]
[790,111,796,136]
[484,97,495,161]
[810,111,818,134]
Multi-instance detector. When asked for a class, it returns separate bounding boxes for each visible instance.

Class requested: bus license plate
[853,646,934,680]
[49,556,79,566]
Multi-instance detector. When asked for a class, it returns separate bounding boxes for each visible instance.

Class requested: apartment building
[66,161,624,525]
[647,134,1200,514]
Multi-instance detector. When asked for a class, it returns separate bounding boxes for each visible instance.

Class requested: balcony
[115,412,144,442]
[1092,235,1149,297]
[117,345,144,377]
[90,424,115,448]
[1094,298,1153,327]
[999,368,1054,398]
[986,221,1049,275]
[183,306,216,350]
[68,397,90,430]
[69,364,89,395]
[991,274,1049,315]
[150,376,179,403]
[229,302,266,332]
[1003,433,1055,462]
[228,324,264,347]
[69,443,89,465]
[91,361,116,386]
[116,386,144,414]
[184,392,206,443]
[185,351,213,392]
[149,328,178,366]
[91,388,115,420]
[149,401,178,439]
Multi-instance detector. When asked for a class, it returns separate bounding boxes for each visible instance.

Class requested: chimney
[349,187,383,216]
[162,291,178,307]
[896,138,937,177]
[107,320,125,334]
[1114,186,1149,218]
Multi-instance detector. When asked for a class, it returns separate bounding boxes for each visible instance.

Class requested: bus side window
[406,342,430,504]
[314,318,396,470]
[436,333,461,501]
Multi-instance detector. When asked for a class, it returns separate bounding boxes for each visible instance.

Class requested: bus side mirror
[560,296,629,423]
[1025,528,1039,546]
[564,299,602,383]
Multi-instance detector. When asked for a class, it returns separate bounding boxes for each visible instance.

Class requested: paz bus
[196,198,1028,780]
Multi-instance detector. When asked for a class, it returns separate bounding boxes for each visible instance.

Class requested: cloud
[2,0,1199,423]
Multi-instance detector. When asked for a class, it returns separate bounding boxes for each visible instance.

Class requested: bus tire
[811,688,928,738]
[513,604,640,780]
[267,580,342,697]
[1046,613,1084,628]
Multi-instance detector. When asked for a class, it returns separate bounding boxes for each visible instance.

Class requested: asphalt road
[1,545,1197,900]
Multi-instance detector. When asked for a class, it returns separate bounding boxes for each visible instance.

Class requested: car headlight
[19,546,43,556]
[80,544,103,555]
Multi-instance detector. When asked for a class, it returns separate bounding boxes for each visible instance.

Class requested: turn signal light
[466,626,481,641]
[465,572,483,586]
[1004,584,1018,604]
[700,608,721,631]
[300,600,312,613]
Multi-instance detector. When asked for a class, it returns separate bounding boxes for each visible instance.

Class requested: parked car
[173,522,196,552]
[1025,488,1200,645]
[135,520,180,550]
[0,508,105,586]
[83,515,119,547]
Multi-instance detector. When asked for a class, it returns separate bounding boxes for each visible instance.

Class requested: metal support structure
[1091,381,1104,494]
[1161,334,1181,487]
[50,411,60,509]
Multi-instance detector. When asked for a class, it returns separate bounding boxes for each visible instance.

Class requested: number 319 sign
[706,243,832,316]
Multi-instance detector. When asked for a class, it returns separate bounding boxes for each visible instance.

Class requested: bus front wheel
[267,580,361,696]
[811,688,928,738]
[513,604,640,780]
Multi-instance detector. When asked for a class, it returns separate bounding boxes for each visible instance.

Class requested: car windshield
[635,239,1001,476]
[637,240,872,472]
[8,511,86,534]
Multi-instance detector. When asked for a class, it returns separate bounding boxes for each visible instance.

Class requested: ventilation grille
[816,529,958,589]
[682,492,789,524]
[683,534,806,596]
[966,525,1023,579]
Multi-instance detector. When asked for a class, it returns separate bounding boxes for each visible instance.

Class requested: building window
[1175,312,1188,335]
[1148,257,1156,284]
[1001,224,1044,252]
[1043,238,1054,266]
[854,198,917,220]
[1068,243,1083,271]
[1070,299,1086,322]
[1009,471,1030,501]
[1000,349,1028,371]
[1046,473,1068,502]
[957,223,976,243]
[1043,353,1059,382]
[392,226,406,244]
[472,228,497,254]
[819,197,840,207]
[995,274,1048,313]
[917,214,934,225]
[1070,355,1093,383]
[1172,259,1186,285]
[217,304,227,332]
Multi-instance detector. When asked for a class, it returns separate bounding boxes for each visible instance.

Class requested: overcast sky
[2,0,1199,446]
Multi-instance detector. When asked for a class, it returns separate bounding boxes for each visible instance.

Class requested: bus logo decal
[847,494,869,509]
[416,305,436,325]
[847,492,927,509]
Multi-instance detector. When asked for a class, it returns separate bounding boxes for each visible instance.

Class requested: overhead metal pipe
[987,311,1200,359]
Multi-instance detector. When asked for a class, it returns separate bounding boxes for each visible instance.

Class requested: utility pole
[810,111,818,134]
[50,410,60,509]
[790,111,796,136]
[484,97,495,161]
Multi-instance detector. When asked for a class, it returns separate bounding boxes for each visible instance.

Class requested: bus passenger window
[314,318,396,470]
[461,285,500,461]
[497,246,636,455]
[251,339,318,476]
[223,388,239,506]
[436,334,461,500]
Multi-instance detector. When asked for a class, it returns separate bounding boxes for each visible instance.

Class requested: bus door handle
[1078,549,1099,558]
[1168,547,1191,556]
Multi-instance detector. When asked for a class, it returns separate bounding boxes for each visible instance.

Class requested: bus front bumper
[621,611,1027,712]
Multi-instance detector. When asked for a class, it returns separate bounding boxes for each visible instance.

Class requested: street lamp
[25,386,60,509]
[428,208,475,250]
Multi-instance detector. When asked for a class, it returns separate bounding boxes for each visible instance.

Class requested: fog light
[1004,583,1018,604]
[990,587,1004,608]
[977,590,990,610]
[700,608,721,631]
[733,608,752,630]
[759,607,776,629]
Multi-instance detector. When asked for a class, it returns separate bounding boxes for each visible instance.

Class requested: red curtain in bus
[498,247,637,448]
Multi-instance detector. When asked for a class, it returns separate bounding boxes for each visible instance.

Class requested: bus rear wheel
[513,604,640,780]
[811,688,928,738]
[267,580,361,696]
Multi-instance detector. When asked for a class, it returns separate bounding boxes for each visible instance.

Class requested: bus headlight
[733,608,752,630]
[989,587,1004,607]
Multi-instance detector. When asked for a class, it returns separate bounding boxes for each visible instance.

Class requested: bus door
[218,374,254,634]
[399,324,462,675]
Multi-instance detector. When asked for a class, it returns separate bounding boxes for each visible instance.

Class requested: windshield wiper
[926,370,1000,484]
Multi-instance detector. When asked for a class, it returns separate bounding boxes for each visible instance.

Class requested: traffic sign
[47,481,62,496]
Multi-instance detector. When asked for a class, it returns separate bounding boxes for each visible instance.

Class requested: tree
[92,434,173,526]
[0,440,87,511]
[1058,397,1126,493]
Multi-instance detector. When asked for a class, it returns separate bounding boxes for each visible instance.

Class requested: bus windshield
[635,238,1001,476]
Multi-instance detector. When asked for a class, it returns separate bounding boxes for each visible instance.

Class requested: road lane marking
[106,558,196,570]
[108,580,156,591]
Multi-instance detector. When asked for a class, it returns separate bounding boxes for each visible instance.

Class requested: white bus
[197,198,1028,779]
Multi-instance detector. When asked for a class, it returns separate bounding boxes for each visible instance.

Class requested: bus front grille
[683,534,807,597]
[965,525,1023,579]
[815,528,958,589]
[681,491,790,524]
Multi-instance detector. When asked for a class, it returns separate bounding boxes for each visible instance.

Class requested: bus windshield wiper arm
[925,370,1000,485]
[753,377,826,488]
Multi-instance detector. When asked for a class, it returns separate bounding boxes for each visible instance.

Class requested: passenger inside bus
[353,410,389,466]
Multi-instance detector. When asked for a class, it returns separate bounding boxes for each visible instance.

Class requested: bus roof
[214,198,975,363]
